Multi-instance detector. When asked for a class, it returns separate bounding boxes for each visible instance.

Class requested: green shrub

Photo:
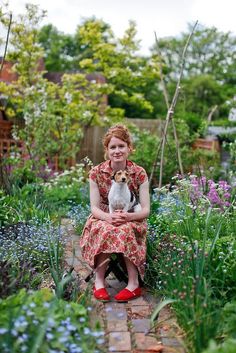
[0,288,104,353]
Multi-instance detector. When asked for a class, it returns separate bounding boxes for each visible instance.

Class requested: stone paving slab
[108,332,131,351]
[62,219,185,353]
[133,332,163,350]
[131,318,152,333]
[107,320,128,332]
[131,305,151,318]
[105,303,128,321]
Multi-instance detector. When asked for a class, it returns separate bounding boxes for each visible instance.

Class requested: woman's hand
[105,210,131,226]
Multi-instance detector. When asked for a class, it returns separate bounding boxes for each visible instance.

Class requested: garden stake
[149,32,184,189]
[150,21,198,190]
[0,12,12,76]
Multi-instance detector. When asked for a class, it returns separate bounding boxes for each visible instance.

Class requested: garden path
[61,219,185,353]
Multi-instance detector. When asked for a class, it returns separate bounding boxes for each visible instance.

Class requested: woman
[80,124,150,301]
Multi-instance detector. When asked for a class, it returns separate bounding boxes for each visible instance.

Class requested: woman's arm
[90,179,125,225]
[90,179,108,221]
[127,180,150,221]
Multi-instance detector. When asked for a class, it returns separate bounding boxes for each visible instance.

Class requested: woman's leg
[123,256,139,291]
[94,252,110,289]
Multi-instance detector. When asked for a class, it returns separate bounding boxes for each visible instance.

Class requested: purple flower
[219,180,231,191]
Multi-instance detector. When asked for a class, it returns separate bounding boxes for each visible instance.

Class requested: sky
[4,0,236,55]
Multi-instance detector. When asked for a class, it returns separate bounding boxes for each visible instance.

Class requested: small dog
[108,170,141,213]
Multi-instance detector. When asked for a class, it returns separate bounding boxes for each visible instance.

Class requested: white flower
[82,110,92,118]
[65,91,72,104]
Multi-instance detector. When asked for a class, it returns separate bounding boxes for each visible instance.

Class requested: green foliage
[129,125,160,175]
[74,18,159,118]
[0,5,125,172]
[202,339,236,353]
[146,176,235,353]
[0,160,90,225]
[211,236,236,299]
[154,23,236,85]
[177,111,204,135]
[189,149,222,180]
[178,75,225,120]
[220,301,236,339]
[152,23,236,124]
[0,184,50,226]
[38,24,77,71]
[0,219,64,298]
[0,288,104,353]
[42,163,90,216]
[5,3,46,87]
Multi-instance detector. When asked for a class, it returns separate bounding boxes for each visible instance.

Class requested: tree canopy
[38,20,236,122]
[1,3,235,174]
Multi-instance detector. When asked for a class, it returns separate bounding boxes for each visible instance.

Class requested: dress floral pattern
[79,159,148,279]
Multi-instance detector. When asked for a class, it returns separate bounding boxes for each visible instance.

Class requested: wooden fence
[192,138,220,152]
[0,120,13,139]
[1,118,221,172]
[77,118,163,165]
[0,118,162,170]
[0,138,23,158]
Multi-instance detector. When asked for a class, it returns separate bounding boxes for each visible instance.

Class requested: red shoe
[114,287,141,302]
[93,287,110,302]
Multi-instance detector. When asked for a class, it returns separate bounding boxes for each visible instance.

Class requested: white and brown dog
[108,170,141,213]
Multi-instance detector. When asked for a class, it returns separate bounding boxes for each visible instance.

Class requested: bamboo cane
[0,12,12,76]
[157,21,198,189]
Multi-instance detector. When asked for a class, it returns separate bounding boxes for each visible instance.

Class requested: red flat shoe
[114,287,141,302]
[93,287,110,302]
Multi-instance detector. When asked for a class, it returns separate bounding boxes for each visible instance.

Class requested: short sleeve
[89,166,98,183]
[137,168,148,186]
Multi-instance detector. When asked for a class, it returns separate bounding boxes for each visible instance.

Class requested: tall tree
[0,4,124,169]
[151,23,236,122]
[153,23,236,84]
[74,18,160,118]
[38,24,77,72]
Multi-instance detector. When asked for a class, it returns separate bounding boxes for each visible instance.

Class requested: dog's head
[111,170,130,184]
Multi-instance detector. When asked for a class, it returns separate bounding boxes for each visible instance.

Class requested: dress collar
[100,160,136,175]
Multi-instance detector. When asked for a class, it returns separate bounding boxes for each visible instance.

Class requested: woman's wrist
[126,212,133,221]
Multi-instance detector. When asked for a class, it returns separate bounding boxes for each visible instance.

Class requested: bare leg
[94,253,110,289]
[123,256,139,291]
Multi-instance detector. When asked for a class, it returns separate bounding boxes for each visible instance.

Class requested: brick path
[61,219,185,353]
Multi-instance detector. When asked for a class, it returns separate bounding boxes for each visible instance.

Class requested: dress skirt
[79,159,148,280]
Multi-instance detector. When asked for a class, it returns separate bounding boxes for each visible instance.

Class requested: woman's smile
[107,136,130,163]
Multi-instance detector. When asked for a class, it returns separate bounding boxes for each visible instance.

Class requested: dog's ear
[125,171,131,183]
[111,171,116,180]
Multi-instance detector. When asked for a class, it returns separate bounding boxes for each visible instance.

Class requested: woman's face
[106,136,130,163]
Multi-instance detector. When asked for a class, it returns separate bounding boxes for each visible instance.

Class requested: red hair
[103,124,133,151]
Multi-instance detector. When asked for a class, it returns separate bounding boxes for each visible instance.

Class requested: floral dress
[79,160,148,279]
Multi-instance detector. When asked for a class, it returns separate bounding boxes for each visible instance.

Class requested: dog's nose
[122,177,126,182]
